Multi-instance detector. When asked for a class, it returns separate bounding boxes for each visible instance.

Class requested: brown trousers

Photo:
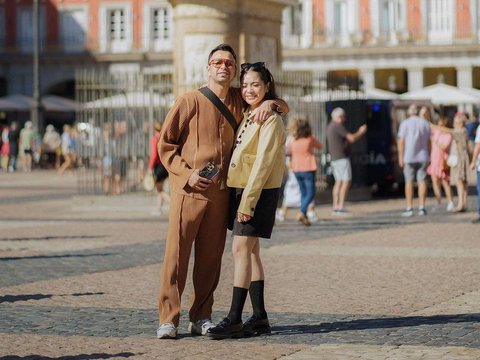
[158,191,229,326]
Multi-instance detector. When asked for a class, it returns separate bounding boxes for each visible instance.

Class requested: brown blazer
[158,87,244,201]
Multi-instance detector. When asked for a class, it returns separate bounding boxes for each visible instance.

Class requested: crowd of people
[398,104,478,219]
[0,121,78,174]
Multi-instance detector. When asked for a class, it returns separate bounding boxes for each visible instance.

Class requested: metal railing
[75,68,363,194]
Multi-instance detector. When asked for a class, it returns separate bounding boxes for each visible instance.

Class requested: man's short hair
[331,107,345,120]
[208,44,237,63]
[407,104,418,116]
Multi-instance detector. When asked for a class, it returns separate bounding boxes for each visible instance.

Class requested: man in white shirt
[469,123,480,223]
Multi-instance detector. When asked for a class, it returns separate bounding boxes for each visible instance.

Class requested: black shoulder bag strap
[199,87,239,133]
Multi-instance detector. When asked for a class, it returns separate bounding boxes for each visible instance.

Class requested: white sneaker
[307,210,319,222]
[417,208,427,216]
[188,319,214,335]
[401,208,413,217]
[275,209,285,222]
[156,323,177,339]
[446,201,454,212]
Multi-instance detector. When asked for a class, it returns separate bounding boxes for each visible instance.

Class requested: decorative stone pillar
[407,67,423,92]
[168,0,295,95]
[457,66,473,88]
[360,68,375,90]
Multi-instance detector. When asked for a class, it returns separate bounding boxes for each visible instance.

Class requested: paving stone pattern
[1,171,480,359]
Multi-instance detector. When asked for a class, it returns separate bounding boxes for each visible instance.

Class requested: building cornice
[0,51,173,65]
[283,44,480,59]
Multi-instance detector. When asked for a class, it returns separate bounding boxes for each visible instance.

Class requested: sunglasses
[240,62,265,71]
[209,58,236,69]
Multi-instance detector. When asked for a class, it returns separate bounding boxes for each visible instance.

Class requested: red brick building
[0,0,479,98]
[0,0,173,97]
[281,0,480,92]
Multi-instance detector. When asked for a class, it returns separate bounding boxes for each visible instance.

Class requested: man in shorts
[326,107,367,215]
[397,104,431,216]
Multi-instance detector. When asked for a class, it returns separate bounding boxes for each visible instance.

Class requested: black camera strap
[199,87,239,133]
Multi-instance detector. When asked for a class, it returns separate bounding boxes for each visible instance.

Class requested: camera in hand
[199,161,219,180]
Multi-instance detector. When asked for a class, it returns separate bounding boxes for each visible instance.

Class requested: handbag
[447,139,458,167]
[143,171,155,191]
[447,154,458,167]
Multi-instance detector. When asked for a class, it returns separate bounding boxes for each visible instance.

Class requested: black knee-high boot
[249,280,268,319]
[227,287,248,324]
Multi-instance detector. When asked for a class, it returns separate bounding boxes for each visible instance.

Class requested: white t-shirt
[475,124,480,171]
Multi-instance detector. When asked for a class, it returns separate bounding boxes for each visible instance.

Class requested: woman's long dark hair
[240,62,277,101]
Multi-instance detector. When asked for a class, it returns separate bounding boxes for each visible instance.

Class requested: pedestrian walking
[427,117,454,212]
[7,122,20,173]
[1,125,9,170]
[287,116,322,226]
[397,104,431,217]
[326,107,367,215]
[58,124,76,175]
[449,113,470,212]
[470,123,480,223]
[42,125,61,169]
[19,121,35,172]
[156,44,288,340]
[207,62,285,340]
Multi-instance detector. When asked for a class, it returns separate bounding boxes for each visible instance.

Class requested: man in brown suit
[156,44,288,339]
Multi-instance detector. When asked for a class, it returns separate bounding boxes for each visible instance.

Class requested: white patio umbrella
[84,91,173,109]
[400,83,480,105]
[364,87,399,100]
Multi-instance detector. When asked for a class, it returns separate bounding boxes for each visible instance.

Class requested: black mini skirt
[228,187,280,239]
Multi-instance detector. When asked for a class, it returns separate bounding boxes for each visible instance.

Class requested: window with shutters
[325,0,358,46]
[427,0,454,43]
[99,4,132,53]
[371,0,407,44]
[144,2,173,51]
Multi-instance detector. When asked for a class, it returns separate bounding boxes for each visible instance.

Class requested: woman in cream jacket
[208,62,286,339]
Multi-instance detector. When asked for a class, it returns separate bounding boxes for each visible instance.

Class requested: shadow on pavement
[0,253,114,261]
[0,292,105,303]
[0,235,108,242]
[0,353,137,359]
[272,313,480,335]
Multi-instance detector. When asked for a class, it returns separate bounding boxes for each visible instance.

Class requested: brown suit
[158,87,244,325]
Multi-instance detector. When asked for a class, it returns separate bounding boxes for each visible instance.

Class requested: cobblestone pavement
[1,171,480,359]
